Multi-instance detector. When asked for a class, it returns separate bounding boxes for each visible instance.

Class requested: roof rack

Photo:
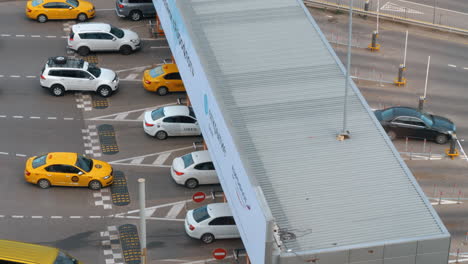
[47,56,84,69]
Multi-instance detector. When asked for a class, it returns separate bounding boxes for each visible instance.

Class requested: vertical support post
[363,0,369,19]
[340,0,353,139]
[376,0,380,33]
[423,55,431,99]
[449,138,457,155]
[457,190,462,204]
[423,138,426,153]
[138,178,147,264]
[438,191,442,205]
[432,0,436,24]
[403,30,408,67]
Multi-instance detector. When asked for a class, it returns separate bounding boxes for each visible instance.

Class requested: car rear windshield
[66,0,78,7]
[32,155,47,169]
[193,205,210,223]
[149,66,164,78]
[110,26,124,39]
[87,64,101,78]
[31,0,44,6]
[54,251,77,264]
[181,153,194,168]
[75,155,93,172]
[151,108,165,121]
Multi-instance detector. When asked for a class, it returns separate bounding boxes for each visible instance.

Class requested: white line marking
[15,35,25,37]
[448,64,457,68]
[464,67,468,70]
[86,103,175,121]
[130,157,145,164]
[115,65,152,73]
[0,34,11,37]
[30,116,40,119]
[13,116,23,118]
[51,216,63,219]
[109,146,192,164]
[26,76,36,78]
[12,215,24,218]
[0,75,3,78]
[89,216,101,218]
[165,203,185,219]
[47,117,57,120]
[31,216,43,219]
[10,75,20,78]
[0,115,6,118]
[31,35,40,38]
[15,154,27,157]
[123,73,138,80]
[150,46,170,49]
[45,35,57,38]
[397,0,468,16]
[95,8,114,11]
[60,36,68,38]
[153,152,171,165]
[115,113,129,120]
[70,216,82,219]
[137,112,146,121]
[0,215,4,218]
[64,117,74,120]
[0,152,8,155]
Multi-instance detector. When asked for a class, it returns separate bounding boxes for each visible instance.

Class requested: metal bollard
[449,138,457,155]
[394,64,407,86]
[368,31,380,51]
[363,0,369,19]
[418,96,425,111]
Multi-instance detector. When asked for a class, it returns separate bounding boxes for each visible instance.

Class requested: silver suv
[115,0,156,21]
[40,56,119,97]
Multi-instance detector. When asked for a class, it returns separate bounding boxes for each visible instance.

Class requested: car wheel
[387,130,397,141]
[97,85,112,97]
[37,179,51,189]
[37,14,47,23]
[129,10,142,21]
[155,130,168,140]
[435,134,448,144]
[156,86,169,96]
[77,13,88,22]
[77,46,90,56]
[185,178,199,189]
[119,45,132,55]
[50,84,65,96]
[200,233,215,244]
[89,180,102,190]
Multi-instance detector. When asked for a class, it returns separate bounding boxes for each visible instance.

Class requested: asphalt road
[0,0,243,263]
[406,0,468,14]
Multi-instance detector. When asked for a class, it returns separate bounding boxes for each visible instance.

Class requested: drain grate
[98,124,119,154]
[111,171,130,206]
[118,224,141,264]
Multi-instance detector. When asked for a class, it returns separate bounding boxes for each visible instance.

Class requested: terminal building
[153,0,451,263]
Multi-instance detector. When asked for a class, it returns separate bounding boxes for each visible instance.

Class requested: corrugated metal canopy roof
[177,0,448,253]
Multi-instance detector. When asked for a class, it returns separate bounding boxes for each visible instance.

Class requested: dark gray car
[115,0,156,21]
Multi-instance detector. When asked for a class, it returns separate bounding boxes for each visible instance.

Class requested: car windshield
[32,155,47,169]
[75,155,93,172]
[188,107,196,119]
[149,66,164,78]
[421,113,434,127]
[65,0,78,7]
[151,108,165,121]
[110,26,124,38]
[193,206,210,223]
[87,64,101,78]
[31,0,44,6]
[181,153,194,168]
[54,251,77,264]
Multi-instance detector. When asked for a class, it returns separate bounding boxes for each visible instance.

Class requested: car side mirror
[78,171,84,175]
[69,6,73,9]
[112,38,116,41]
[89,76,94,80]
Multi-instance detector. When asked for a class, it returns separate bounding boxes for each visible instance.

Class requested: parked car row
[26,0,156,22]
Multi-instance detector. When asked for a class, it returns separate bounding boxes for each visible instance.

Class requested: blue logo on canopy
[204,94,208,115]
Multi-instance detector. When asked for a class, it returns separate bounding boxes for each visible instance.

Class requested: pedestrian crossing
[86,103,176,122]
[108,146,193,167]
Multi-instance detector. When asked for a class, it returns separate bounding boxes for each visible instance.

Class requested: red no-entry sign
[212,248,227,260]
[192,192,206,203]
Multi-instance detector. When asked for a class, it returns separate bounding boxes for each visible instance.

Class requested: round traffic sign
[212,248,227,260]
[192,192,206,203]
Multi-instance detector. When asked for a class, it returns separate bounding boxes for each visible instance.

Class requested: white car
[185,203,240,244]
[68,23,141,56]
[40,56,119,97]
[171,150,218,188]
[143,105,201,140]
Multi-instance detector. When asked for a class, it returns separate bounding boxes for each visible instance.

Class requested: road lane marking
[0,152,8,155]
[397,0,468,16]
[15,35,25,37]
[15,154,27,157]
[31,216,43,219]
[0,75,3,77]
[464,67,468,70]
[70,216,82,219]
[0,34,10,37]
[448,64,457,67]
[130,157,145,164]
[153,152,171,165]
[13,116,23,118]
[0,115,6,117]
[89,216,102,218]
[47,117,57,120]
[165,203,185,219]
[45,35,57,38]
[150,46,170,49]
[51,216,63,219]
[9,75,20,78]
[123,73,138,80]
[31,35,40,37]
[64,117,74,120]
[26,76,36,78]
[12,215,24,218]
[30,116,40,119]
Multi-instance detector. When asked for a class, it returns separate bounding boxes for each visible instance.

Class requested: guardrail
[303,0,468,36]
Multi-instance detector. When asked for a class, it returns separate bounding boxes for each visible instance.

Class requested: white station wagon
[143,105,201,140]
[170,150,218,188]
[185,203,240,244]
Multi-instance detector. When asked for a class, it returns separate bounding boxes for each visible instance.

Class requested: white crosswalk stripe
[108,146,193,167]
[153,152,171,165]
[165,203,185,219]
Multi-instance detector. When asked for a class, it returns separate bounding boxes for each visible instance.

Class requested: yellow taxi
[24,152,113,190]
[142,63,185,96]
[26,0,95,23]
